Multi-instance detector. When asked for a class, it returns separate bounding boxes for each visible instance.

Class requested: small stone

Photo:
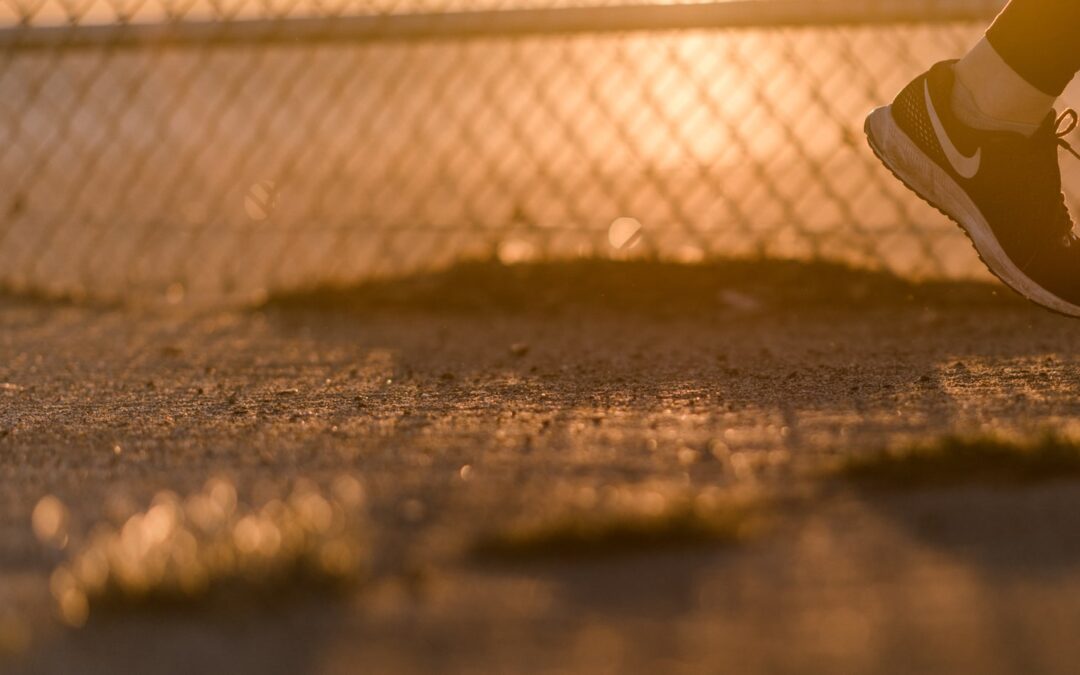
[718,289,764,313]
[678,448,700,465]
[510,343,530,357]
[401,499,425,522]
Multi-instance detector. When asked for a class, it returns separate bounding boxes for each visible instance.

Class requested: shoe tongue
[1039,110,1059,133]
[1013,111,1061,146]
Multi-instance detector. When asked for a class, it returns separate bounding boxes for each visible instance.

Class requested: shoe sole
[865,105,1080,318]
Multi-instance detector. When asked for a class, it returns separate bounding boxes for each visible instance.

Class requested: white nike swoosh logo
[925,81,981,179]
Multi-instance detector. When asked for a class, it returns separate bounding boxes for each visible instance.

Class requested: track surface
[5,260,1080,674]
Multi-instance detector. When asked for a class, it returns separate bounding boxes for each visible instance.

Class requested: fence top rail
[0,0,1003,50]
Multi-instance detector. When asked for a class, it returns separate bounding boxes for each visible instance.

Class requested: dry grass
[836,434,1080,489]
[39,477,369,626]
[473,485,763,561]
[265,258,1018,316]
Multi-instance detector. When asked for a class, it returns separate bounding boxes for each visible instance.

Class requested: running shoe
[865,60,1080,317]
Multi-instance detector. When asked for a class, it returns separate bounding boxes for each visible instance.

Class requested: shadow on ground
[10,598,352,675]
[852,483,1080,577]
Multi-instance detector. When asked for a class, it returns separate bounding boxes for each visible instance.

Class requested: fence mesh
[1,0,1078,304]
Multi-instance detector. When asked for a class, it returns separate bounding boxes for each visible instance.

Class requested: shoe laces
[1050,110,1080,245]
[1057,109,1080,161]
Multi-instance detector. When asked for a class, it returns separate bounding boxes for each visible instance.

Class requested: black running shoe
[865,60,1080,317]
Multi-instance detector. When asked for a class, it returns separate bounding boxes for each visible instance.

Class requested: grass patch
[836,434,1080,489]
[265,258,1018,316]
[473,485,762,561]
[39,477,369,626]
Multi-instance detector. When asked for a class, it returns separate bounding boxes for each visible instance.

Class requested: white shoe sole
[865,105,1080,318]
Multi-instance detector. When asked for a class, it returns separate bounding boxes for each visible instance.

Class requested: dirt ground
[5,259,1080,675]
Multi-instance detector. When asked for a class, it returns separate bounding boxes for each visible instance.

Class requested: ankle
[952,38,1056,137]
[951,77,1041,137]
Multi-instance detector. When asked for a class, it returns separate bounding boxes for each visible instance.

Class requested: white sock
[952,37,1057,137]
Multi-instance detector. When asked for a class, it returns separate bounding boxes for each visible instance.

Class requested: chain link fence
[1,0,1077,304]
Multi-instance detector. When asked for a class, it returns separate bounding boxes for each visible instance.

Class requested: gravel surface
[5,260,1080,674]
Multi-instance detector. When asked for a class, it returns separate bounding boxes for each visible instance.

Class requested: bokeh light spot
[32,495,69,549]
[608,217,643,251]
[497,239,536,265]
[244,181,279,222]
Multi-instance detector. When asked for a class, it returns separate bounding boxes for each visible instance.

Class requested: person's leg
[952,0,1080,136]
[953,38,1057,135]
[986,0,1080,98]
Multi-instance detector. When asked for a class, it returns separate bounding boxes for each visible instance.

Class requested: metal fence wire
[1,0,1077,304]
